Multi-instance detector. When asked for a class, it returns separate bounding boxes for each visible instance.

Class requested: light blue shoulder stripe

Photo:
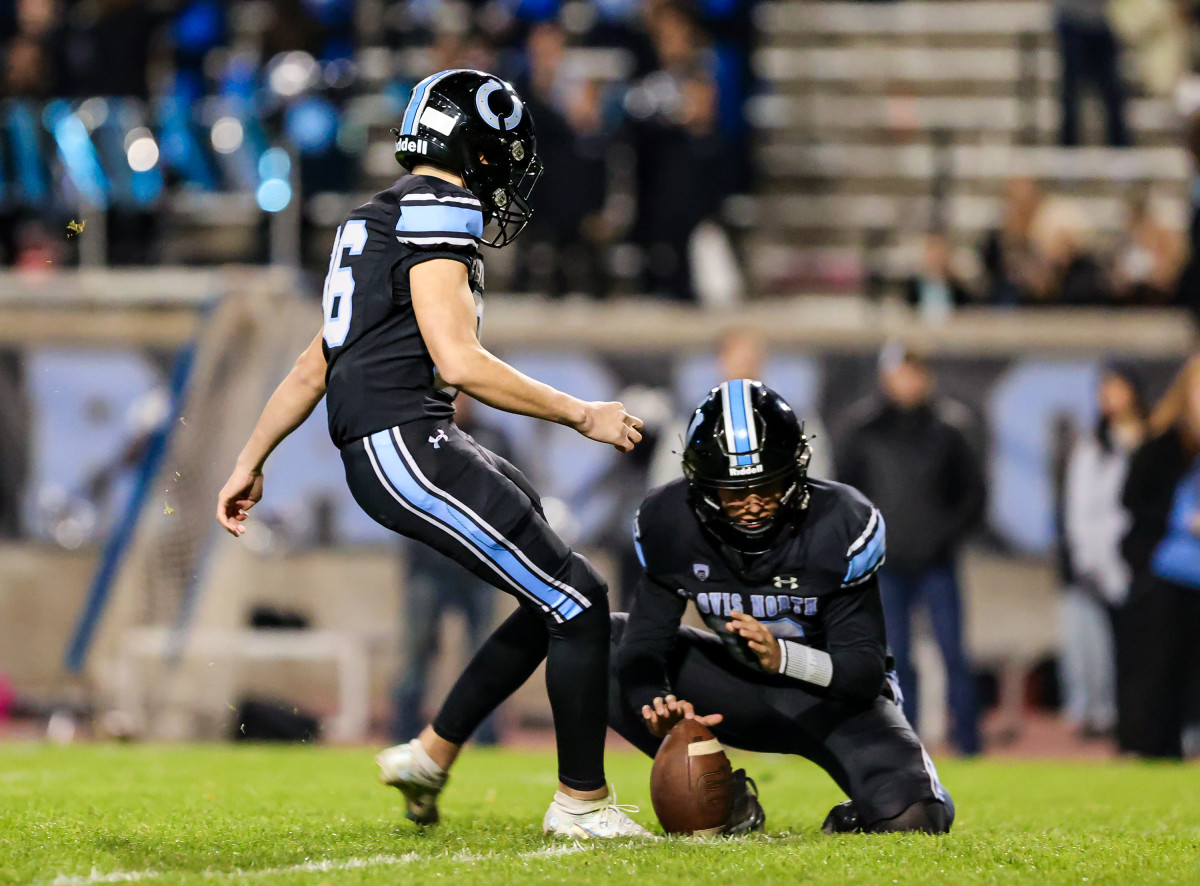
[396,203,483,239]
[844,511,886,584]
[633,513,646,568]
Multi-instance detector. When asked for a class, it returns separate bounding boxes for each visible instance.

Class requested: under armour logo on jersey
[772,575,800,590]
[693,563,710,581]
[428,429,449,449]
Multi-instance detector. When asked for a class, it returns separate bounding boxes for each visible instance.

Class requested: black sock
[431,557,611,792]
[432,604,548,744]
[546,588,610,791]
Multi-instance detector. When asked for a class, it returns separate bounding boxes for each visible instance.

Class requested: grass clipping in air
[1,744,1197,885]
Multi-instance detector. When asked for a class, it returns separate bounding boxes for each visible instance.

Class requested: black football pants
[608,613,954,826]
[342,418,610,791]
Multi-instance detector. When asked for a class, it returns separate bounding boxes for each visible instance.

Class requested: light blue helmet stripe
[726,378,755,466]
[401,69,469,136]
[401,73,439,135]
[396,204,483,238]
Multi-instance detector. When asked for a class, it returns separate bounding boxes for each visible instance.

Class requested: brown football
[649,719,734,836]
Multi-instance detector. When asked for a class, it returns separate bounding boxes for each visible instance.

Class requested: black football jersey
[633,477,886,672]
[321,174,486,448]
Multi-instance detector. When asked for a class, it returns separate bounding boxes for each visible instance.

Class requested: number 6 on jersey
[322,219,368,347]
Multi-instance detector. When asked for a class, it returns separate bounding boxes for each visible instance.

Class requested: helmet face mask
[393,69,543,247]
[710,477,795,532]
[682,380,812,554]
[472,149,543,248]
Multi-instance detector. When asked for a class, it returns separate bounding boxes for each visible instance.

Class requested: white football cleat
[543,791,658,840]
[376,740,448,825]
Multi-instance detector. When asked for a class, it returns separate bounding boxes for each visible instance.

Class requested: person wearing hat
[1059,363,1149,742]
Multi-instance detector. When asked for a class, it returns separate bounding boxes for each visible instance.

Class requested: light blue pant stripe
[370,430,582,619]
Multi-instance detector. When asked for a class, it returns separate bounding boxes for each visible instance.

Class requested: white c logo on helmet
[475,80,523,131]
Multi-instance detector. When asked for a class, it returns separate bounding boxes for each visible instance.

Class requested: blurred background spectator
[979,177,1051,306]
[1053,0,1129,147]
[903,231,973,322]
[593,382,673,609]
[511,21,612,298]
[836,345,985,755]
[625,0,731,301]
[978,179,1157,308]
[1117,354,1200,758]
[1108,0,1189,99]
[1059,363,1148,741]
[1112,191,1186,305]
[1033,196,1111,306]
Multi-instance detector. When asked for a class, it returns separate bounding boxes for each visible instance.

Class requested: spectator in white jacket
[1061,363,1148,738]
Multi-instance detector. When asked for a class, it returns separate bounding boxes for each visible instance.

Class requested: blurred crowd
[906,174,1198,318]
[8,0,1200,309]
[868,0,1200,142]
[0,0,760,300]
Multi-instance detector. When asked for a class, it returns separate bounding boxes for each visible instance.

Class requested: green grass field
[2,743,1198,886]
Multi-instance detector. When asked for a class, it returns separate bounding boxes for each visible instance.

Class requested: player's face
[716,479,786,530]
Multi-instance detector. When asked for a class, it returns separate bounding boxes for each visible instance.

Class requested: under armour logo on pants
[428,429,449,449]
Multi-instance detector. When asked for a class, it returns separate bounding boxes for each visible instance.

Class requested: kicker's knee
[566,552,609,606]
[549,553,610,638]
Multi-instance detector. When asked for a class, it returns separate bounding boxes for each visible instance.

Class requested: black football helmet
[682,380,812,554]
[392,68,543,247]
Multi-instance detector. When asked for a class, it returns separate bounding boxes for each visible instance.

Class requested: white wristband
[778,640,834,687]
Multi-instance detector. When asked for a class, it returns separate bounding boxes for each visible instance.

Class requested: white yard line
[45,843,591,886]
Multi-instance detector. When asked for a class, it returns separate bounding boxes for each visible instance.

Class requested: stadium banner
[12,343,1180,557]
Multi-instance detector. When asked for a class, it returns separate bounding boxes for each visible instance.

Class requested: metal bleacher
[750,0,1191,295]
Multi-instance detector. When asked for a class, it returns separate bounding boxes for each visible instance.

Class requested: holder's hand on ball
[641,694,723,739]
[726,611,781,673]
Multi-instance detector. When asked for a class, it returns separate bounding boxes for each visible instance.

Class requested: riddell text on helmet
[395,137,429,154]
